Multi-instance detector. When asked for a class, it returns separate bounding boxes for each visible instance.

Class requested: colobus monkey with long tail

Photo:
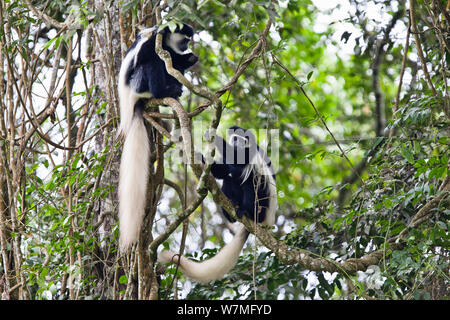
[159,126,277,283]
[118,24,198,250]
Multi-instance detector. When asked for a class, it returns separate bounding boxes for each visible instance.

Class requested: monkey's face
[177,36,191,52]
[166,32,192,54]
[230,134,248,149]
[228,127,257,165]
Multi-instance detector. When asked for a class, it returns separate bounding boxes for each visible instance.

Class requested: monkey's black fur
[211,126,276,224]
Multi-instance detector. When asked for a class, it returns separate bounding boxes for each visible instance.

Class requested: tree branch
[238,176,449,275]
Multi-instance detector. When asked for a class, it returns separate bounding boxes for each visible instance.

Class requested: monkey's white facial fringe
[118,115,150,250]
[228,134,248,149]
[165,33,190,55]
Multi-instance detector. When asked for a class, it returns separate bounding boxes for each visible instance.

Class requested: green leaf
[119,275,128,284]
[401,145,414,164]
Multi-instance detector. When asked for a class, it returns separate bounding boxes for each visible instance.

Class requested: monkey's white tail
[118,113,150,250]
[158,224,249,283]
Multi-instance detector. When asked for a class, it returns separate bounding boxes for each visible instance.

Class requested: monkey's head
[227,126,258,166]
[163,24,195,55]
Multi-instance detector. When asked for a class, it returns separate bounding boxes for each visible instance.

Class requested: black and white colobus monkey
[118,24,198,250]
[159,126,277,283]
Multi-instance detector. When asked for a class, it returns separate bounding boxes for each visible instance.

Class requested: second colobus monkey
[159,127,277,283]
[118,24,198,250]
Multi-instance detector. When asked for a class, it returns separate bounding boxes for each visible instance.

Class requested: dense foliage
[0,0,448,300]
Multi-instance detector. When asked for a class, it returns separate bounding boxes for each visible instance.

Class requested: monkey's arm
[172,53,198,71]
[209,133,234,179]
[195,150,230,179]
[237,181,257,220]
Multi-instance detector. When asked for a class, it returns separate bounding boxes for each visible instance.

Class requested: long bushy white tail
[158,224,249,283]
[118,113,150,250]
